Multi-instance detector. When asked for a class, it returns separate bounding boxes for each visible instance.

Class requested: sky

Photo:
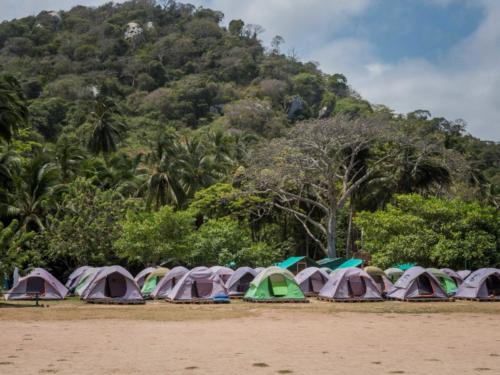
[1,0,499,141]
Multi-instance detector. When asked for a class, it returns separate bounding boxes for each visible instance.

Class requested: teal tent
[317,257,345,270]
[395,263,415,271]
[277,256,318,274]
[337,258,364,269]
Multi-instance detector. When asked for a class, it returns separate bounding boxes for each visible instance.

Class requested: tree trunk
[326,213,337,258]
[345,205,353,259]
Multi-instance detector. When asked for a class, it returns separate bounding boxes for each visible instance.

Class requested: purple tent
[5,268,68,300]
[150,266,189,299]
[134,267,156,288]
[457,270,472,280]
[455,268,500,300]
[65,266,91,291]
[318,267,383,301]
[225,267,257,296]
[166,268,227,302]
[82,266,143,302]
[210,266,234,284]
[386,266,448,300]
[254,267,265,274]
[295,267,330,296]
[440,268,463,285]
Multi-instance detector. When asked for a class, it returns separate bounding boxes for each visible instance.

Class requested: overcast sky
[2,0,499,141]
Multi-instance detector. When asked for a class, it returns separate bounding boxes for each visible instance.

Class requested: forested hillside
[0,0,498,280]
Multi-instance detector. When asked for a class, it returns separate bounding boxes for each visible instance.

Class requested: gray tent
[295,267,330,296]
[457,270,472,280]
[209,266,234,284]
[5,268,68,300]
[386,266,448,301]
[225,267,257,296]
[385,267,404,283]
[254,267,265,274]
[150,266,189,299]
[82,266,143,303]
[440,268,463,285]
[455,268,500,300]
[65,266,91,292]
[134,267,156,288]
[166,268,228,302]
[318,267,383,301]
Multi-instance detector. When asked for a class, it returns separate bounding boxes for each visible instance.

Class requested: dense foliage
[0,0,498,281]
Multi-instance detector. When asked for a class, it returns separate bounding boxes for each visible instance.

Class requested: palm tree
[0,75,28,143]
[55,135,86,182]
[87,96,126,156]
[16,153,60,231]
[0,145,21,218]
[144,134,187,210]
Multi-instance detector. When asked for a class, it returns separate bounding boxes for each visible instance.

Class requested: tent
[65,266,91,293]
[5,268,68,300]
[244,266,306,302]
[440,268,463,286]
[150,266,189,299]
[320,267,333,274]
[134,267,156,289]
[455,268,500,300]
[141,267,169,297]
[395,263,415,271]
[317,257,345,271]
[427,268,458,295]
[294,267,330,296]
[364,266,393,294]
[337,258,364,269]
[166,268,228,302]
[457,270,472,280]
[318,267,383,302]
[82,266,143,303]
[277,256,319,274]
[210,266,234,284]
[225,267,257,297]
[385,267,404,284]
[386,266,448,301]
[74,267,100,296]
[254,267,265,274]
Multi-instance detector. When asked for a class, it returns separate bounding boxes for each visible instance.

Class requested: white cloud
[310,1,500,140]
[0,0,127,21]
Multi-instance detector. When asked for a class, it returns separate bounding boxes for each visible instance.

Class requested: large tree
[247,115,406,258]
[0,75,28,143]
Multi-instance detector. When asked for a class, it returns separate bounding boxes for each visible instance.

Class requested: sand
[1,304,500,374]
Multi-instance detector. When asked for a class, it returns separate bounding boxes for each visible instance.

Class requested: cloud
[310,1,500,140]
[0,0,127,21]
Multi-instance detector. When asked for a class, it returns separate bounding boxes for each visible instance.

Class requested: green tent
[141,267,169,297]
[427,268,458,295]
[337,258,364,269]
[317,257,345,270]
[277,256,318,274]
[244,266,306,302]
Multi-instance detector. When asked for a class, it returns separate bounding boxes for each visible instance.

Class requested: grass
[0,298,499,321]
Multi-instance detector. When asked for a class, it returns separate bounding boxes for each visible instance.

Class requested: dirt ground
[1,300,500,375]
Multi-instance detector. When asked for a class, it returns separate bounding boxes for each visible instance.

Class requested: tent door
[26,277,46,296]
[236,273,254,293]
[416,275,434,296]
[192,280,213,298]
[269,274,288,297]
[310,274,325,293]
[347,276,366,298]
[486,275,500,297]
[105,272,127,298]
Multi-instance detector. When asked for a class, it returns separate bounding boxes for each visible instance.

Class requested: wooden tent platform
[243,298,309,303]
[86,299,145,305]
[387,297,454,303]
[164,299,230,304]
[454,297,500,302]
[317,296,383,303]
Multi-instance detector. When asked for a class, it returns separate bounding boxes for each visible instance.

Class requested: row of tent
[4,264,500,303]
